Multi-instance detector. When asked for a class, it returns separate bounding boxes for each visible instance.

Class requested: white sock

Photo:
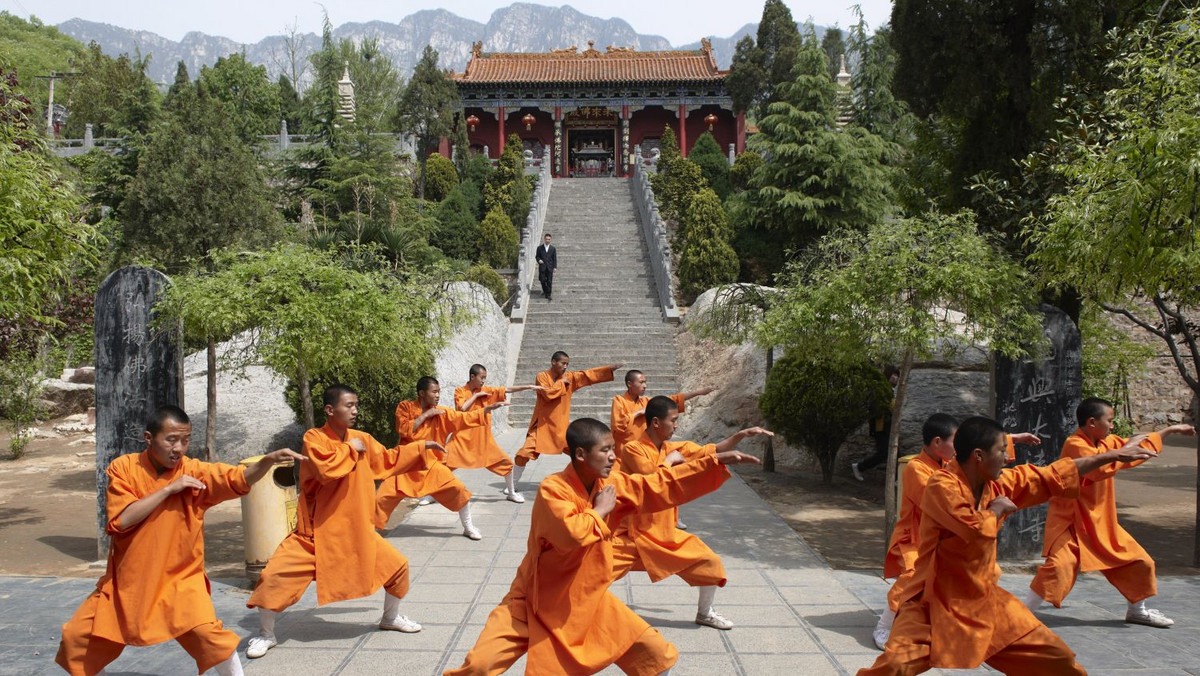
[876,607,896,631]
[383,592,402,623]
[505,471,517,494]
[656,669,671,676]
[511,464,525,488]
[213,652,244,676]
[459,502,475,530]
[697,586,717,616]
[258,608,278,639]
[1128,599,1147,614]
[1023,588,1044,611]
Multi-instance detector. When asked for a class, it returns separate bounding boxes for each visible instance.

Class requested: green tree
[757,210,1042,536]
[754,0,802,120]
[433,186,481,261]
[658,123,681,166]
[61,42,159,138]
[479,206,518,268]
[1025,8,1200,564]
[277,74,302,133]
[820,27,845,81]
[0,70,97,324]
[344,36,405,133]
[729,150,763,192]
[161,245,443,441]
[164,61,191,106]
[0,12,85,116]
[397,45,459,208]
[677,189,738,303]
[486,133,532,229]
[687,132,732,200]
[732,33,892,270]
[725,34,765,114]
[761,354,893,484]
[422,152,459,202]
[650,157,706,226]
[198,52,281,143]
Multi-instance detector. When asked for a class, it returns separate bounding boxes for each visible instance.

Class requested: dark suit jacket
[537,244,557,271]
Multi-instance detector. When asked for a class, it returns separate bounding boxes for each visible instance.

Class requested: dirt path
[737,435,1200,575]
[0,417,411,580]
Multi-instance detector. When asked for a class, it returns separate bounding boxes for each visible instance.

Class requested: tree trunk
[1194,395,1199,568]
[820,453,834,486]
[883,350,914,546]
[205,340,217,461]
[417,140,428,214]
[763,346,776,473]
[298,361,314,430]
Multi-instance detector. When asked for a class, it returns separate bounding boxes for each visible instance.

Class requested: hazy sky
[5,0,894,45]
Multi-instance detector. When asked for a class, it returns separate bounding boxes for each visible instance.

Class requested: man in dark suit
[536,233,557,301]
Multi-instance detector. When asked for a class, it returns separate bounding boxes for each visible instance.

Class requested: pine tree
[479,206,518,268]
[677,189,738,303]
[726,35,764,114]
[755,0,802,120]
[397,45,459,208]
[820,27,845,81]
[687,132,732,200]
[732,33,892,263]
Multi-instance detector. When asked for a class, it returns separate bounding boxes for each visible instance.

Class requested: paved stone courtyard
[3,429,1199,675]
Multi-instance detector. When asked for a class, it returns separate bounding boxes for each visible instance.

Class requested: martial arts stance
[245,385,444,659]
[861,416,1155,675]
[448,363,541,504]
[613,395,773,630]
[56,406,302,676]
[872,415,1039,648]
[1024,397,1194,627]
[511,351,621,498]
[445,418,760,676]
[375,376,507,539]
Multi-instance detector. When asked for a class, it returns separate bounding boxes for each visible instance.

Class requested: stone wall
[1108,312,1196,427]
[433,282,511,433]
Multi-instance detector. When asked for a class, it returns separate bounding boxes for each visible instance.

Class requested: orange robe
[609,392,685,451]
[516,366,614,463]
[446,385,514,474]
[882,451,942,612]
[57,452,248,675]
[1031,430,1162,606]
[864,457,1082,673]
[248,424,435,609]
[612,434,724,586]
[445,454,731,676]
[374,401,488,527]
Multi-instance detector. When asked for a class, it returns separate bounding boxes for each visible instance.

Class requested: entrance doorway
[566,128,616,177]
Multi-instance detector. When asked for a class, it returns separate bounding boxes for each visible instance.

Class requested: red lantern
[522,112,537,130]
[466,114,480,132]
[704,112,718,131]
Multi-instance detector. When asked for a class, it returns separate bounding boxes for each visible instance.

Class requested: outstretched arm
[509,384,544,393]
[1075,435,1157,476]
[681,387,716,401]
[458,391,490,411]
[714,427,774,454]
[243,448,306,486]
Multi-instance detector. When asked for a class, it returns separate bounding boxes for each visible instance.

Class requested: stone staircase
[510,177,680,426]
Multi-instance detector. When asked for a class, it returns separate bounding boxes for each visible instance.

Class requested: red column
[736,111,746,154]
[497,106,506,157]
[555,106,564,177]
[620,104,630,177]
[678,104,688,157]
[437,136,450,158]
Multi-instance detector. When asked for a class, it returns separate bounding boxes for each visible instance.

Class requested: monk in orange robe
[55,405,303,676]
[448,363,542,504]
[860,416,1156,675]
[608,369,714,451]
[244,384,445,660]
[444,417,761,676]
[373,375,507,539]
[1023,397,1194,627]
[613,395,773,631]
[511,351,622,498]
[872,415,1040,649]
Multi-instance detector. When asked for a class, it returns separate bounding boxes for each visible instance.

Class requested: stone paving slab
[3,428,1200,675]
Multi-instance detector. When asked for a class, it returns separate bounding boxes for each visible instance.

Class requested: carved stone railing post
[510,146,554,323]
[630,160,681,323]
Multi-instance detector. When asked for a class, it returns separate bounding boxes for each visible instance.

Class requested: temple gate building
[451,39,743,178]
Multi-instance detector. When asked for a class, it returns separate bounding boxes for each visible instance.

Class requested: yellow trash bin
[239,455,298,581]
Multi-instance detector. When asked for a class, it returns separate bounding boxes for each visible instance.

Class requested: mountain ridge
[56,3,825,86]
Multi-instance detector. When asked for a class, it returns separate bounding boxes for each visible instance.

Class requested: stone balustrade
[509,146,554,323]
[630,150,680,324]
